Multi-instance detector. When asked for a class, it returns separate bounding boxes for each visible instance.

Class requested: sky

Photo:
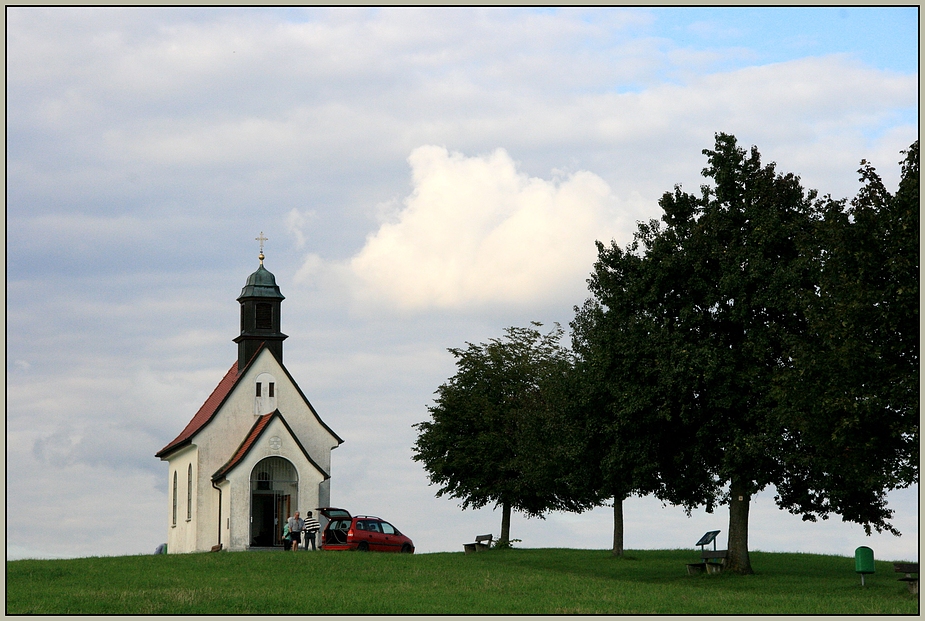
[6,7,919,562]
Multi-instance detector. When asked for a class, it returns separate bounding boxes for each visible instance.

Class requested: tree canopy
[412,322,587,546]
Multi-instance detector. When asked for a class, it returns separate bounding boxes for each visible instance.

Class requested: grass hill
[6,548,918,614]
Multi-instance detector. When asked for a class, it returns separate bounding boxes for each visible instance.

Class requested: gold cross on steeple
[256,231,268,264]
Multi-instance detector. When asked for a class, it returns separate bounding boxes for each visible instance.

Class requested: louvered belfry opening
[235,261,287,369]
[249,457,298,547]
[255,303,273,330]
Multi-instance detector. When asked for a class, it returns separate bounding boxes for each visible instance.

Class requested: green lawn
[6,548,918,614]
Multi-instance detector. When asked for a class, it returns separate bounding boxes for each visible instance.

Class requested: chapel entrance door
[250,456,298,548]
[275,494,291,546]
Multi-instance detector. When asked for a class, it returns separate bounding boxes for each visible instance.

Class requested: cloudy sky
[7,7,918,561]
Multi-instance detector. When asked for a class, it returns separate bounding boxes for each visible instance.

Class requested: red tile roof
[155,361,242,458]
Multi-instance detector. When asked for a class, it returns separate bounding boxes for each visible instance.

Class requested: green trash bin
[855,546,875,585]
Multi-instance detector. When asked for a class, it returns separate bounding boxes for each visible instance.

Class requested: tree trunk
[612,496,624,557]
[499,501,512,547]
[725,479,753,574]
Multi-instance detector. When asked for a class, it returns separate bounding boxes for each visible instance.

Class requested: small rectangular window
[268,383,275,398]
[256,383,262,397]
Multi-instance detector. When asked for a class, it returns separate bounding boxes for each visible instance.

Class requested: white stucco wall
[218,478,231,550]
[318,478,331,509]
[163,348,340,553]
[165,444,198,553]
[254,371,278,416]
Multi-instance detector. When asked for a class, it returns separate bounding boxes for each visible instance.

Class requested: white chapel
[155,242,343,552]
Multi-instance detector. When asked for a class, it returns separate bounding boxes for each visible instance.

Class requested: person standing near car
[302,511,320,551]
[287,512,304,551]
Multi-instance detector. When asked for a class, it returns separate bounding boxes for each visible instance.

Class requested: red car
[317,507,415,553]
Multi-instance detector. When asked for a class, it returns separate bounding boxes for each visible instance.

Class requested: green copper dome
[238,264,285,300]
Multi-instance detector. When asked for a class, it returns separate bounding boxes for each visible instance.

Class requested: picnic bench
[463,534,493,554]
[687,530,727,575]
[894,562,919,595]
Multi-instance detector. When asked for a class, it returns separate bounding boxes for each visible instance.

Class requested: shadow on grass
[461,547,700,585]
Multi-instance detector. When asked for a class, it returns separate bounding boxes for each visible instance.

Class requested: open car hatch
[317,507,351,520]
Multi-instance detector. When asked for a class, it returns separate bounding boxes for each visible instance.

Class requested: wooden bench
[894,563,918,595]
[463,534,493,554]
[687,530,725,575]
[701,550,727,574]
[687,550,727,574]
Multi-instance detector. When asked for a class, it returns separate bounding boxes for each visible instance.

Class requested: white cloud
[286,207,309,249]
[346,146,628,311]
[293,252,325,284]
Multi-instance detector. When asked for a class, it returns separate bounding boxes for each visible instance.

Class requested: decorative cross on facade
[256,231,268,264]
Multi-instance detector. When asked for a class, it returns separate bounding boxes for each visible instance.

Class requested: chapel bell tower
[234,232,287,369]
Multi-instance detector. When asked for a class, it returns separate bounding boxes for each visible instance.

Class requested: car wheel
[357,541,369,552]
[400,544,412,554]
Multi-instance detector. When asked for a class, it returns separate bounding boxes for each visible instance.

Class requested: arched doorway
[250,456,298,547]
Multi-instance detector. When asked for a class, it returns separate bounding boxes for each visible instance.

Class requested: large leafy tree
[569,295,639,557]
[413,323,588,546]
[578,134,918,574]
[667,134,826,575]
[582,134,826,574]
[569,244,715,557]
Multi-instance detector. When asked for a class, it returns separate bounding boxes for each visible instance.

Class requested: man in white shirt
[287,512,304,551]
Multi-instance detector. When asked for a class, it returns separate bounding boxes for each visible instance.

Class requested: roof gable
[246,346,344,446]
[212,410,329,482]
[155,343,344,460]
[274,354,345,446]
